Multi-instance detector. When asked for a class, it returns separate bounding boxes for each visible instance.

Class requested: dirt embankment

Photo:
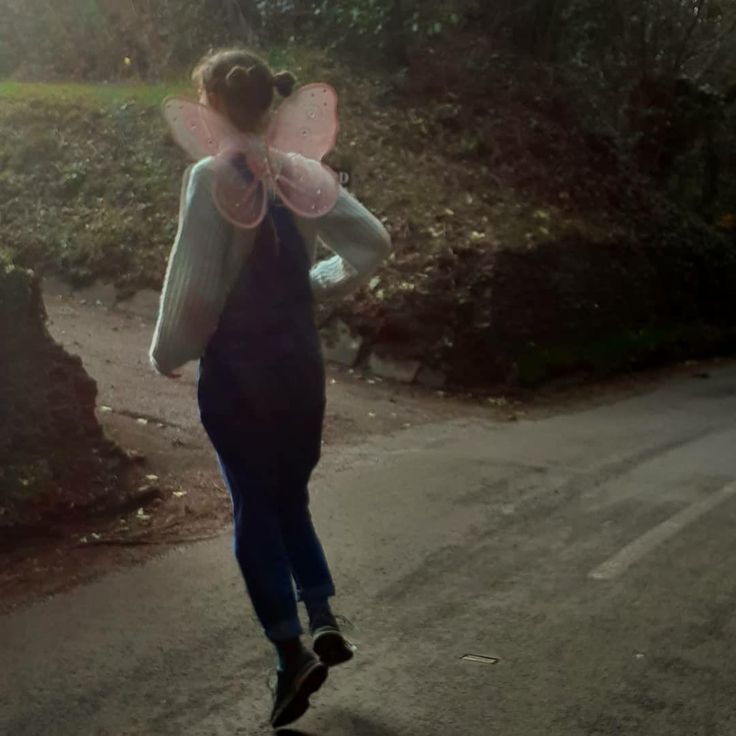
[0,262,147,544]
[1,50,735,389]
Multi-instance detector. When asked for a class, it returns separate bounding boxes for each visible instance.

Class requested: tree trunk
[386,0,410,67]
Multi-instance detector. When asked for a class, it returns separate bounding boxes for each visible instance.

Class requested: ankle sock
[304,597,336,630]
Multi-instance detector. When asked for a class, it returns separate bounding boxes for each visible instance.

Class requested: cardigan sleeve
[296,188,392,301]
[149,159,243,375]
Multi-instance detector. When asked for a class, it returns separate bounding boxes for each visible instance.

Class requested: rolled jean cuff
[266,617,304,642]
[298,583,336,603]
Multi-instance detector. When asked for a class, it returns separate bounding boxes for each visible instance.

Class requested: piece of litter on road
[136,418,149,426]
[136,508,150,520]
[126,449,146,463]
[635,652,646,660]
[145,474,159,482]
[173,491,187,499]
[461,654,500,665]
[100,406,113,413]
[368,411,377,418]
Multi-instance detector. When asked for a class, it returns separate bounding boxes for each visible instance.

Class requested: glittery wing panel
[162,96,237,161]
[271,151,340,219]
[163,97,268,228]
[267,83,339,161]
[211,146,269,229]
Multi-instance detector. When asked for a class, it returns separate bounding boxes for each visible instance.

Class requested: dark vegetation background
[1,1,736,523]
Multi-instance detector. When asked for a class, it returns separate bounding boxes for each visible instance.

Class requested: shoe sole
[313,629,355,668]
[270,659,328,729]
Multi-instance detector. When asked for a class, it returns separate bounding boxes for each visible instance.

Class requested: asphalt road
[3,362,736,735]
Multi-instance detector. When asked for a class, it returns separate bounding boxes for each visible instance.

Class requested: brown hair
[192,48,296,132]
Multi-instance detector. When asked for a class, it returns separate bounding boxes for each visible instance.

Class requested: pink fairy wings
[269,83,339,160]
[162,83,340,229]
[161,95,238,160]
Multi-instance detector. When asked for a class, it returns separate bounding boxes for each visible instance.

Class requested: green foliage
[1,1,734,102]
[255,0,466,63]
[516,324,725,386]
[0,0,235,81]
[0,92,183,288]
[560,0,736,85]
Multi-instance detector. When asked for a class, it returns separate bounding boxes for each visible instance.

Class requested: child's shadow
[278,713,402,736]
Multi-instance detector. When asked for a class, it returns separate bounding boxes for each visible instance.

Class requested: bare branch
[672,0,707,75]
[692,10,736,79]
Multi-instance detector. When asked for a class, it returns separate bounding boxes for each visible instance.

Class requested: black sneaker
[311,618,355,668]
[270,651,328,729]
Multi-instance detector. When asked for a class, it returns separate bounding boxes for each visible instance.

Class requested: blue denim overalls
[197,193,336,642]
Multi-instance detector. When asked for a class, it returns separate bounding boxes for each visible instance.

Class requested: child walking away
[149,49,391,729]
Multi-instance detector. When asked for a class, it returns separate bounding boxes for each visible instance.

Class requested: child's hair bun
[273,70,297,97]
[225,65,252,91]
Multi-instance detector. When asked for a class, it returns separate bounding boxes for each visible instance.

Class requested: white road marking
[589,480,736,580]
[461,654,500,665]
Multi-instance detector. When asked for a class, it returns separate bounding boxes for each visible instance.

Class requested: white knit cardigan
[150,158,392,375]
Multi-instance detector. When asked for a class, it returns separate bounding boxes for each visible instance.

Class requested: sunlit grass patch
[0,47,336,108]
[0,81,189,107]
